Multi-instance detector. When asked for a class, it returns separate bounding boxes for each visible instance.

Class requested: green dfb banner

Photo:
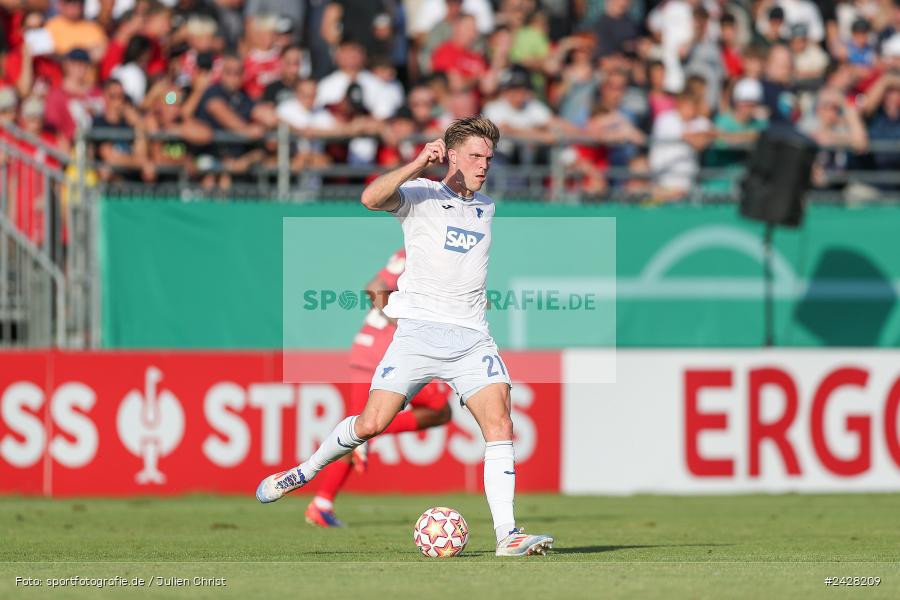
[99,199,900,349]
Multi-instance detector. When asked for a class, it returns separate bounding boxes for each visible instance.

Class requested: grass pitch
[2,493,899,599]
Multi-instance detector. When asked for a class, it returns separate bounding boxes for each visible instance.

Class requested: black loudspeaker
[739,125,817,228]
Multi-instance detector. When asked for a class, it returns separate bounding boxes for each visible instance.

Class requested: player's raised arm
[360,139,446,211]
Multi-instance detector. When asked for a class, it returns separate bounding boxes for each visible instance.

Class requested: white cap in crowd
[733,78,763,104]
[0,86,17,111]
[883,33,900,58]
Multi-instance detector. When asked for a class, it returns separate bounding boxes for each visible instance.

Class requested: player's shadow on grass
[554,544,660,554]
[350,518,431,527]
[529,514,614,524]
[554,543,733,555]
[350,514,615,527]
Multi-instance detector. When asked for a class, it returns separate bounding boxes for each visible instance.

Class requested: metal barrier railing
[2,117,898,347]
[0,212,65,347]
[83,123,900,203]
[0,123,99,348]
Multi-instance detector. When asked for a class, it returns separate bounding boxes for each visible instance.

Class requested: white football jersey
[383,178,495,333]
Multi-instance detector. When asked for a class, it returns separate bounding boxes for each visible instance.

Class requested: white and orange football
[413,506,469,558]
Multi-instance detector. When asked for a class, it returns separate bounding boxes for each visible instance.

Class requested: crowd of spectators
[0,0,899,199]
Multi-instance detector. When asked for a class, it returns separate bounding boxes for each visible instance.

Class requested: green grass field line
[2,494,899,599]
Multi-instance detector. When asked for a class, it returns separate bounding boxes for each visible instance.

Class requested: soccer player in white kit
[257,117,553,557]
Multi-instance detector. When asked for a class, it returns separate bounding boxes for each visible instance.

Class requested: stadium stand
[2,0,900,347]
[0,0,898,203]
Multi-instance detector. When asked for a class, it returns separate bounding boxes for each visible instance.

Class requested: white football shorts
[371,318,511,405]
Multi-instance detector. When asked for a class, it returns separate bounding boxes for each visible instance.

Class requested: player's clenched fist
[416,139,446,169]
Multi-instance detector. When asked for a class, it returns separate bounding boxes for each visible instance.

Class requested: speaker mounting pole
[763,223,775,347]
[738,125,817,348]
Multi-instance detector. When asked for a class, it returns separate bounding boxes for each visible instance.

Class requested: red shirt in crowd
[721,46,743,80]
[1,50,63,93]
[431,42,487,80]
[44,85,104,141]
[573,144,610,190]
[853,66,886,99]
[377,140,424,168]
[1,10,62,92]
[100,37,166,82]
[1,10,24,50]
[242,48,281,100]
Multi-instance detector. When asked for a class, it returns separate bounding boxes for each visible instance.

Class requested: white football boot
[256,467,309,504]
[495,528,554,556]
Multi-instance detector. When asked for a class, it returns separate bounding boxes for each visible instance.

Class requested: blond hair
[252,14,280,33]
[186,17,217,36]
[443,116,500,151]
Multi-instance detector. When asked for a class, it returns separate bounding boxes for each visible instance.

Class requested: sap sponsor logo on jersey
[444,227,485,253]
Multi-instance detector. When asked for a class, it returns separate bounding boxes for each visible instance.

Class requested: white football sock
[298,416,364,479]
[484,440,516,544]
[312,496,333,510]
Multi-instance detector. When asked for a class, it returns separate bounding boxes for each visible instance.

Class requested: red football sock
[382,410,420,434]
[314,459,353,502]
